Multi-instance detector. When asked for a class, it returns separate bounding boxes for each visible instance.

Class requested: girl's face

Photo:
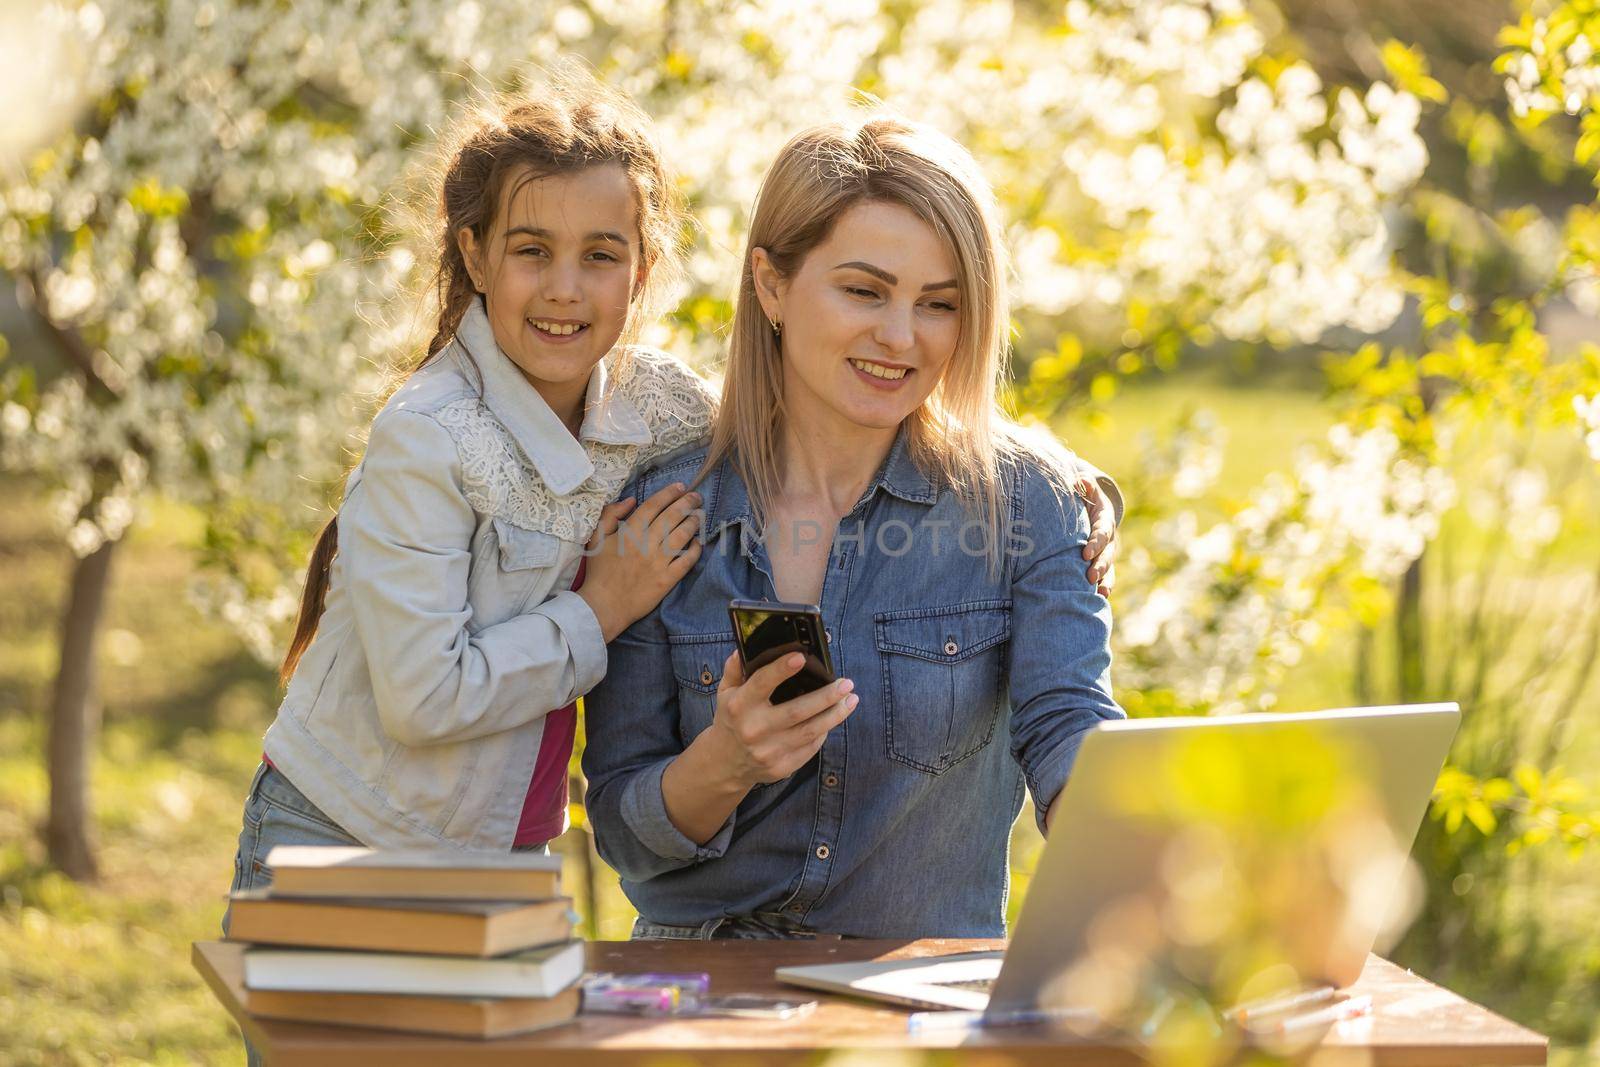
[753,200,962,437]
[459,164,642,415]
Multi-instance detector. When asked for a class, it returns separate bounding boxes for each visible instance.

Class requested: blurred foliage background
[2,0,1598,1064]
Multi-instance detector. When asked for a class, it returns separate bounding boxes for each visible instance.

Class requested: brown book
[262,846,561,901]
[243,984,580,1038]
[226,890,576,956]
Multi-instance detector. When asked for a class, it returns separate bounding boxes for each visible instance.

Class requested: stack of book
[225,845,583,1038]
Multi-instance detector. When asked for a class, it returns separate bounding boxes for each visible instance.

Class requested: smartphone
[696,994,818,1020]
[728,599,836,705]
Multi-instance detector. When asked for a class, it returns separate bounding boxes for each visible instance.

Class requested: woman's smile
[847,356,914,388]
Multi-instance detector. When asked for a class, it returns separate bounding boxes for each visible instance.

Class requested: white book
[263,846,563,872]
[242,940,585,998]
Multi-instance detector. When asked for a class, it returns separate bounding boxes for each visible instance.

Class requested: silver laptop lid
[990,703,1459,1016]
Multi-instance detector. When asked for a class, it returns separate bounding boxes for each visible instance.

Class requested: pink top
[513,557,586,847]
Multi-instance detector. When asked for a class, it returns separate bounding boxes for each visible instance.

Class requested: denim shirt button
[825,629,833,644]
[815,844,830,860]
[944,639,959,656]
[700,667,714,685]
[823,773,839,788]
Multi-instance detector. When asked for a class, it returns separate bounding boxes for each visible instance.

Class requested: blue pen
[907,1006,1098,1033]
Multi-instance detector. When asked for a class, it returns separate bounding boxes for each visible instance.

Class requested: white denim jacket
[262,299,715,851]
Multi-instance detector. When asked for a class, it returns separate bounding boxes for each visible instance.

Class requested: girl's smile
[528,317,591,342]
[460,163,641,427]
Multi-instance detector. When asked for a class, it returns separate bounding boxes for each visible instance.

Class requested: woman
[582,115,1123,939]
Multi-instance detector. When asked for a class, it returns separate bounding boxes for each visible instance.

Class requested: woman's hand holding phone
[708,650,858,788]
[659,651,855,845]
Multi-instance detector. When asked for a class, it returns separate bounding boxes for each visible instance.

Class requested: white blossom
[1577,394,1600,462]
[3,0,1430,659]
[1116,418,1455,712]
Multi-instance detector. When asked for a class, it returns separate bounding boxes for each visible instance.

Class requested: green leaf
[1496,22,1535,50]
[1578,126,1600,166]
[1482,777,1515,804]
[126,177,189,218]
[1380,40,1448,104]
[663,50,695,80]
[1549,779,1589,804]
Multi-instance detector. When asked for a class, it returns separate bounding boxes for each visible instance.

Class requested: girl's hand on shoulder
[1076,475,1118,598]
[579,483,703,641]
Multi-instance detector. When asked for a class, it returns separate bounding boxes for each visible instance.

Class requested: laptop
[777,703,1460,1014]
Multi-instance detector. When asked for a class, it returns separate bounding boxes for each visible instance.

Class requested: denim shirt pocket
[875,600,1011,775]
[668,632,738,748]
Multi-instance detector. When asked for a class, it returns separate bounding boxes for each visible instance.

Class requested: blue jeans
[224,763,552,925]
[223,764,361,1067]
[631,915,852,940]
[224,762,362,935]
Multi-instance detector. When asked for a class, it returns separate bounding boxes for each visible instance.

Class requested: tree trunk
[569,770,600,940]
[1396,554,1424,703]
[581,827,601,940]
[1355,622,1375,705]
[45,538,117,882]
[1396,375,1442,707]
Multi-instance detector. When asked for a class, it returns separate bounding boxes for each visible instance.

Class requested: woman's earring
[770,318,783,340]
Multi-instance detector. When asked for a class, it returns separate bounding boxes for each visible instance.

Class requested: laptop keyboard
[929,977,996,993]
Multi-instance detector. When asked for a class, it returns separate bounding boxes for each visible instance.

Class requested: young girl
[225,70,716,903]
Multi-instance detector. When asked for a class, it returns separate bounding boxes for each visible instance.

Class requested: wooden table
[194,938,1547,1066]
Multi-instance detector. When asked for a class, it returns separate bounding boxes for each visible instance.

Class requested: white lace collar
[452,298,651,495]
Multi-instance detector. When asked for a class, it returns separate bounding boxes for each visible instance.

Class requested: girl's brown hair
[280,65,687,686]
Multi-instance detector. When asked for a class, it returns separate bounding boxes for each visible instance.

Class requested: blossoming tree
[0,0,1495,888]
[0,0,582,878]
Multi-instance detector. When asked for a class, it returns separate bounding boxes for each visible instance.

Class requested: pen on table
[1138,996,1174,1038]
[908,1006,1097,1033]
[1261,994,1374,1035]
[1226,985,1338,1023]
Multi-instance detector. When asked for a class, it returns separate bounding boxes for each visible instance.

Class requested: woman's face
[754,199,962,435]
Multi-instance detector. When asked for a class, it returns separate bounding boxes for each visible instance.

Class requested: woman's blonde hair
[701,114,1064,565]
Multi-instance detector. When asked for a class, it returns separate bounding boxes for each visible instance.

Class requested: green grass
[1056,367,1340,507]
[0,478,642,1064]
[1,371,1597,1064]
[0,718,250,1066]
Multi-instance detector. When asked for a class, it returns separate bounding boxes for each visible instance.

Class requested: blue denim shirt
[582,431,1123,938]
